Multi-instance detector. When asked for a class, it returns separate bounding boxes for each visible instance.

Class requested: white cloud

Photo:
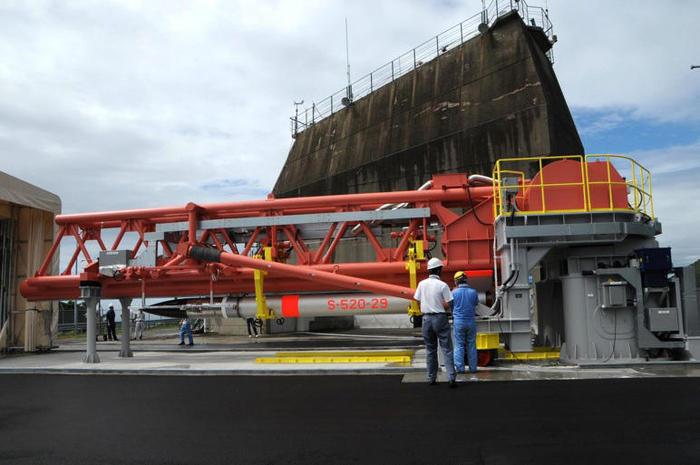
[0,0,462,215]
[634,140,700,176]
[0,0,698,270]
[631,141,700,265]
[576,109,629,136]
[551,0,700,123]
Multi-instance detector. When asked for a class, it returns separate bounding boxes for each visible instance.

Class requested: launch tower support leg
[119,298,133,358]
[81,284,101,364]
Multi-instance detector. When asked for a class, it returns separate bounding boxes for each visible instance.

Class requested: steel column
[119,298,133,358]
[81,284,101,363]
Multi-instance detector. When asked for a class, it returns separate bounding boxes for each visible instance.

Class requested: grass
[57,323,180,340]
[57,331,86,340]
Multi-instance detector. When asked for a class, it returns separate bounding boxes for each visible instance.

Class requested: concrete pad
[0,349,422,375]
[402,360,700,383]
[5,331,700,380]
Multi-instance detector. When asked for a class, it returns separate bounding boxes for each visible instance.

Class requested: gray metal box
[646,307,679,332]
[602,281,628,308]
[99,250,131,266]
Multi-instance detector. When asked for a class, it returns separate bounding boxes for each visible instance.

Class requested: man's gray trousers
[422,313,455,383]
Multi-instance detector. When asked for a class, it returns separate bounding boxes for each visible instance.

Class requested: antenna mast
[344,17,353,104]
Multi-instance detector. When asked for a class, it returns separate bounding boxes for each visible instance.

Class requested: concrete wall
[206,316,256,336]
[274,12,582,198]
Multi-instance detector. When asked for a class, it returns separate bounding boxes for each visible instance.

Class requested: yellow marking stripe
[256,355,412,364]
[274,350,414,358]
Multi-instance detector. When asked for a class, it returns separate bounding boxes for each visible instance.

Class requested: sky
[1,0,699,278]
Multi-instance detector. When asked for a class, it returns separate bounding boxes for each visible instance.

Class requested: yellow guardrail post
[577,155,588,212]
[605,155,614,211]
[254,246,275,321]
[538,157,546,213]
[406,238,423,318]
[631,160,640,212]
[492,165,499,218]
[647,171,655,218]
[583,155,592,211]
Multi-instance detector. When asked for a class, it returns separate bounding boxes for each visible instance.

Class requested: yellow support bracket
[406,238,423,317]
[476,333,500,350]
[499,347,561,360]
[413,238,425,261]
[253,246,275,321]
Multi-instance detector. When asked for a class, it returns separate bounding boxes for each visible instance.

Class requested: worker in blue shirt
[452,271,479,373]
[178,318,194,346]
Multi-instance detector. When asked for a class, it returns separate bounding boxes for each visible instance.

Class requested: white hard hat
[427,257,443,270]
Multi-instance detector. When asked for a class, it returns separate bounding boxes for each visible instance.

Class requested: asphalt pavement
[1,374,699,465]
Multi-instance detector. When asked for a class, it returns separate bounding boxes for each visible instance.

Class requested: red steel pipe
[20,263,493,301]
[189,246,416,300]
[55,185,492,225]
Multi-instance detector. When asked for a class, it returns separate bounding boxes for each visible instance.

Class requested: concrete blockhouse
[0,172,61,351]
[274,12,582,198]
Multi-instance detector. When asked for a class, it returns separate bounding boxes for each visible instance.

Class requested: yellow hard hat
[454,271,466,281]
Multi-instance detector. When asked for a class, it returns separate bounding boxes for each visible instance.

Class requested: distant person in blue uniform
[105,305,118,341]
[452,271,479,373]
[178,318,194,346]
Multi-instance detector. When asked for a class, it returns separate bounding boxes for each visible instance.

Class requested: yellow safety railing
[584,154,654,217]
[492,155,654,219]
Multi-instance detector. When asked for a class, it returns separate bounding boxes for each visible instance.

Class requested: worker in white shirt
[133,309,145,340]
[413,257,456,387]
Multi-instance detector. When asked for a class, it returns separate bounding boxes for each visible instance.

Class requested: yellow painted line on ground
[274,350,415,358]
[257,350,414,364]
[256,355,412,364]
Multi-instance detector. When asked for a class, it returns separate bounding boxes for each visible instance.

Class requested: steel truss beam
[21,173,496,302]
